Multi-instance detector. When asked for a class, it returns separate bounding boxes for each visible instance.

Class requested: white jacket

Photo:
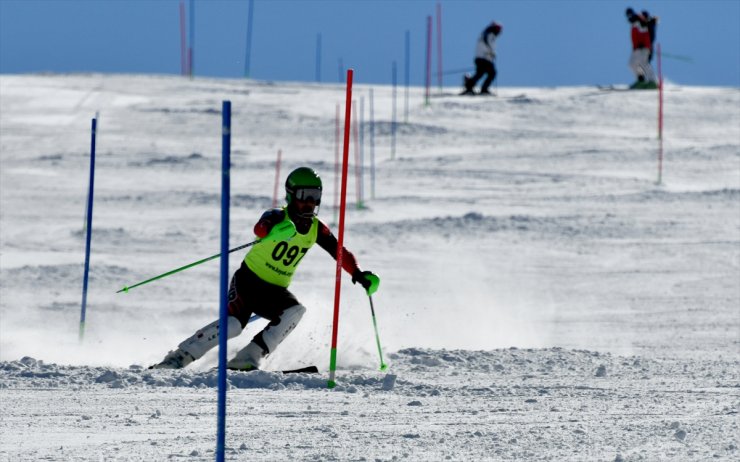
[475,31,497,62]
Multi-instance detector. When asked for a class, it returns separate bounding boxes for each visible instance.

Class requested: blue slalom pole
[244,0,254,78]
[391,61,397,160]
[315,33,322,82]
[359,96,364,204]
[404,30,410,123]
[189,0,195,77]
[216,101,231,462]
[79,117,96,341]
[369,88,375,199]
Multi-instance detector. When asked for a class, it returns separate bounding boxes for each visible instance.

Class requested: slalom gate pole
[188,0,194,77]
[116,240,259,294]
[657,43,664,184]
[244,0,254,77]
[216,100,231,462]
[391,61,397,161]
[315,33,322,82]
[179,1,187,75]
[369,88,376,200]
[272,149,282,208]
[79,117,97,342]
[359,97,365,206]
[424,15,431,106]
[436,2,443,93]
[334,103,340,225]
[368,295,388,371]
[328,68,353,389]
[494,57,498,96]
[404,30,410,123]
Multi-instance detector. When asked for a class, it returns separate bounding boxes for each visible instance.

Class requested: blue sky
[1,0,738,87]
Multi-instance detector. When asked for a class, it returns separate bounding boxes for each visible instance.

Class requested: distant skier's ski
[596,85,631,92]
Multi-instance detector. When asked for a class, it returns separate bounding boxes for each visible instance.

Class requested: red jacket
[630,15,652,50]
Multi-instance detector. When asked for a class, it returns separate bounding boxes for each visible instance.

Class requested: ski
[278,365,319,374]
[220,365,320,374]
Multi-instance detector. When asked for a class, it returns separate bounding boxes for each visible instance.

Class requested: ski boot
[149,348,195,369]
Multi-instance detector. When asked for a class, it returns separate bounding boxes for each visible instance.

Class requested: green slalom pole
[117,240,260,293]
[367,292,387,371]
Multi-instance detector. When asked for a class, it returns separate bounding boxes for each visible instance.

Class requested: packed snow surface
[1,74,738,461]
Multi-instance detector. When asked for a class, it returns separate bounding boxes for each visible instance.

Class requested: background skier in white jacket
[463,21,502,95]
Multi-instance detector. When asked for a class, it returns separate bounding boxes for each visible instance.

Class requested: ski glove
[263,220,296,242]
[352,270,380,296]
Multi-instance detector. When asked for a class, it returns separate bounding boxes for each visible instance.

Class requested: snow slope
[0,74,738,460]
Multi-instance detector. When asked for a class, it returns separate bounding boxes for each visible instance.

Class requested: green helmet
[285,167,322,205]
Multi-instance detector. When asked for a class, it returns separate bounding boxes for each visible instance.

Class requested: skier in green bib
[151,167,379,370]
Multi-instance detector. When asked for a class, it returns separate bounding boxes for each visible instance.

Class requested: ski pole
[117,239,260,293]
[367,295,388,371]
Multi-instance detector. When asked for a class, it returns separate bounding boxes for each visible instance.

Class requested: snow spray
[328,69,354,389]
[216,100,231,462]
[79,117,97,342]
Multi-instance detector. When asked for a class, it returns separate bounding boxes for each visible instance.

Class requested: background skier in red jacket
[626,8,657,89]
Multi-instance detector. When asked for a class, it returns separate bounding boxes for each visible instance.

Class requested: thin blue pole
[216,101,231,462]
[404,30,410,123]
[391,61,397,160]
[79,118,97,341]
[189,0,195,78]
[369,88,375,199]
[359,96,364,204]
[244,0,254,78]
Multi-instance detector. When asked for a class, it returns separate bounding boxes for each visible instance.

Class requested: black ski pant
[466,58,496,92]
[227,261,300,328]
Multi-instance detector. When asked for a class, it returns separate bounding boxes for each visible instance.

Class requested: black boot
[461,74,475,95]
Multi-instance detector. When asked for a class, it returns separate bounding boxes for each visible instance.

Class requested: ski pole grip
[365,273,380,296]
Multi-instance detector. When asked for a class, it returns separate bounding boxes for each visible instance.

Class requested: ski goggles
[294,187,322,204]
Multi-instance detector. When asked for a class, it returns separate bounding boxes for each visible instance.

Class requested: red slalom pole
[657,43,664,184]
[272,149,282,208]
[658,43,664,141]
[328,69,353,388]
